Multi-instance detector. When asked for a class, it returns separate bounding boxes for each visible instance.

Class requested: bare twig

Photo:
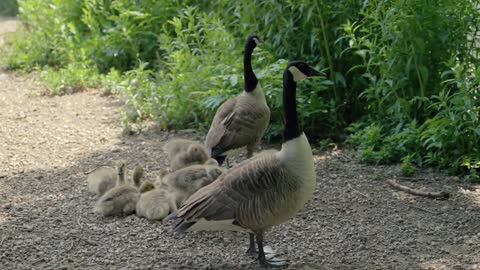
[396,176,425,182]
[348,183,370,199]
[387,179,450,200]
[338,153,353,162]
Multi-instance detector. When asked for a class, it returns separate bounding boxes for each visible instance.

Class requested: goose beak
[307,68,325,77]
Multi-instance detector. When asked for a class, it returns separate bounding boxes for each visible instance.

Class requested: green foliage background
[2,0,480,178]
[0,0,18,16]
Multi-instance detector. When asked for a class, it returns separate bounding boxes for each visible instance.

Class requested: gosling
[157,160,225,208]
[94,163,143,216]
[136,181,175,221]
[163,138,202,160]
[86,165,117,197]
[170,144,209,171]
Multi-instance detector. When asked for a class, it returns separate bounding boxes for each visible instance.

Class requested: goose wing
[205,96,270,157]
[172,153,299,232]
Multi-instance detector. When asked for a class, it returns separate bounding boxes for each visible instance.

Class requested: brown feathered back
[205,94,270,158]
[175,153,306,232]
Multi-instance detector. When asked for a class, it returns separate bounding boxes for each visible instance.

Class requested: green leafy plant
[401,154,417,177]
[0,0,18,16]
[3,0,480,178]
[40,62,100,95]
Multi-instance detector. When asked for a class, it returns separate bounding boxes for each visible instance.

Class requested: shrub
[3,0,480,177]
[0,0,18,16]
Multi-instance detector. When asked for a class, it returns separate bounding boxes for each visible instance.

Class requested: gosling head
[204,158,219,166]
[159,168,170,178]
[206,166,225,180]
[116,160,126,174]
[187,144,209,163]
[287,61,325,82]
[132,164,144,187]
[139,180,155,193]
[116,160,127,184]
[94,186,139,216]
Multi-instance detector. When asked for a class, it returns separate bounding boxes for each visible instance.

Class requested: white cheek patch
[288,66,307,82]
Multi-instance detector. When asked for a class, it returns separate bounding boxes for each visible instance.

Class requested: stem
[317,2,338,102]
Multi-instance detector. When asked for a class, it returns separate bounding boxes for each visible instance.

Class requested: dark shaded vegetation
[2,0,480,178]
[0,0,18,16]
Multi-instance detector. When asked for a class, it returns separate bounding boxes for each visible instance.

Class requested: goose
[205,34,270,166]
[94,163,144,216]
[170,144,209,171]
[166,61,323,267]
[157,161,225,208]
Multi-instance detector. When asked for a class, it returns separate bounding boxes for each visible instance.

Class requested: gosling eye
[103,197,114,202]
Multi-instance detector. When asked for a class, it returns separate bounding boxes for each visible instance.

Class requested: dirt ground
[1,18,480,270]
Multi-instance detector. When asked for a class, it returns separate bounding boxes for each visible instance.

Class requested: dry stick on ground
[387,179,450,200]
[347,183,370,199]
[396,176,425,182]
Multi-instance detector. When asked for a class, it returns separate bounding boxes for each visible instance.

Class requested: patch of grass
[401,154,417,177]
[39,63,101,95]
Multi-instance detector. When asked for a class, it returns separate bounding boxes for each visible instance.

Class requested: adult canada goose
[94,163,144,216]
[205,34,270,166]
[166,61,323,267]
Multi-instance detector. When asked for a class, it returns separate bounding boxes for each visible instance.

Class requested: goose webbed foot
[258,256,288,268]
[255,232,288,268]
[247,246,276,259]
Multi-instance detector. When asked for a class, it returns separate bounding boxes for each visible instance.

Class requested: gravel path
[1,19,480,270]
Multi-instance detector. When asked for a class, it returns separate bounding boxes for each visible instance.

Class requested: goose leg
[256,232,287,267]
[246,233,275,258]
[246,233,256,257]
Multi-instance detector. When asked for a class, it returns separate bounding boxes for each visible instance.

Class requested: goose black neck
[282,70,302,142]
[244,42,258,93]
